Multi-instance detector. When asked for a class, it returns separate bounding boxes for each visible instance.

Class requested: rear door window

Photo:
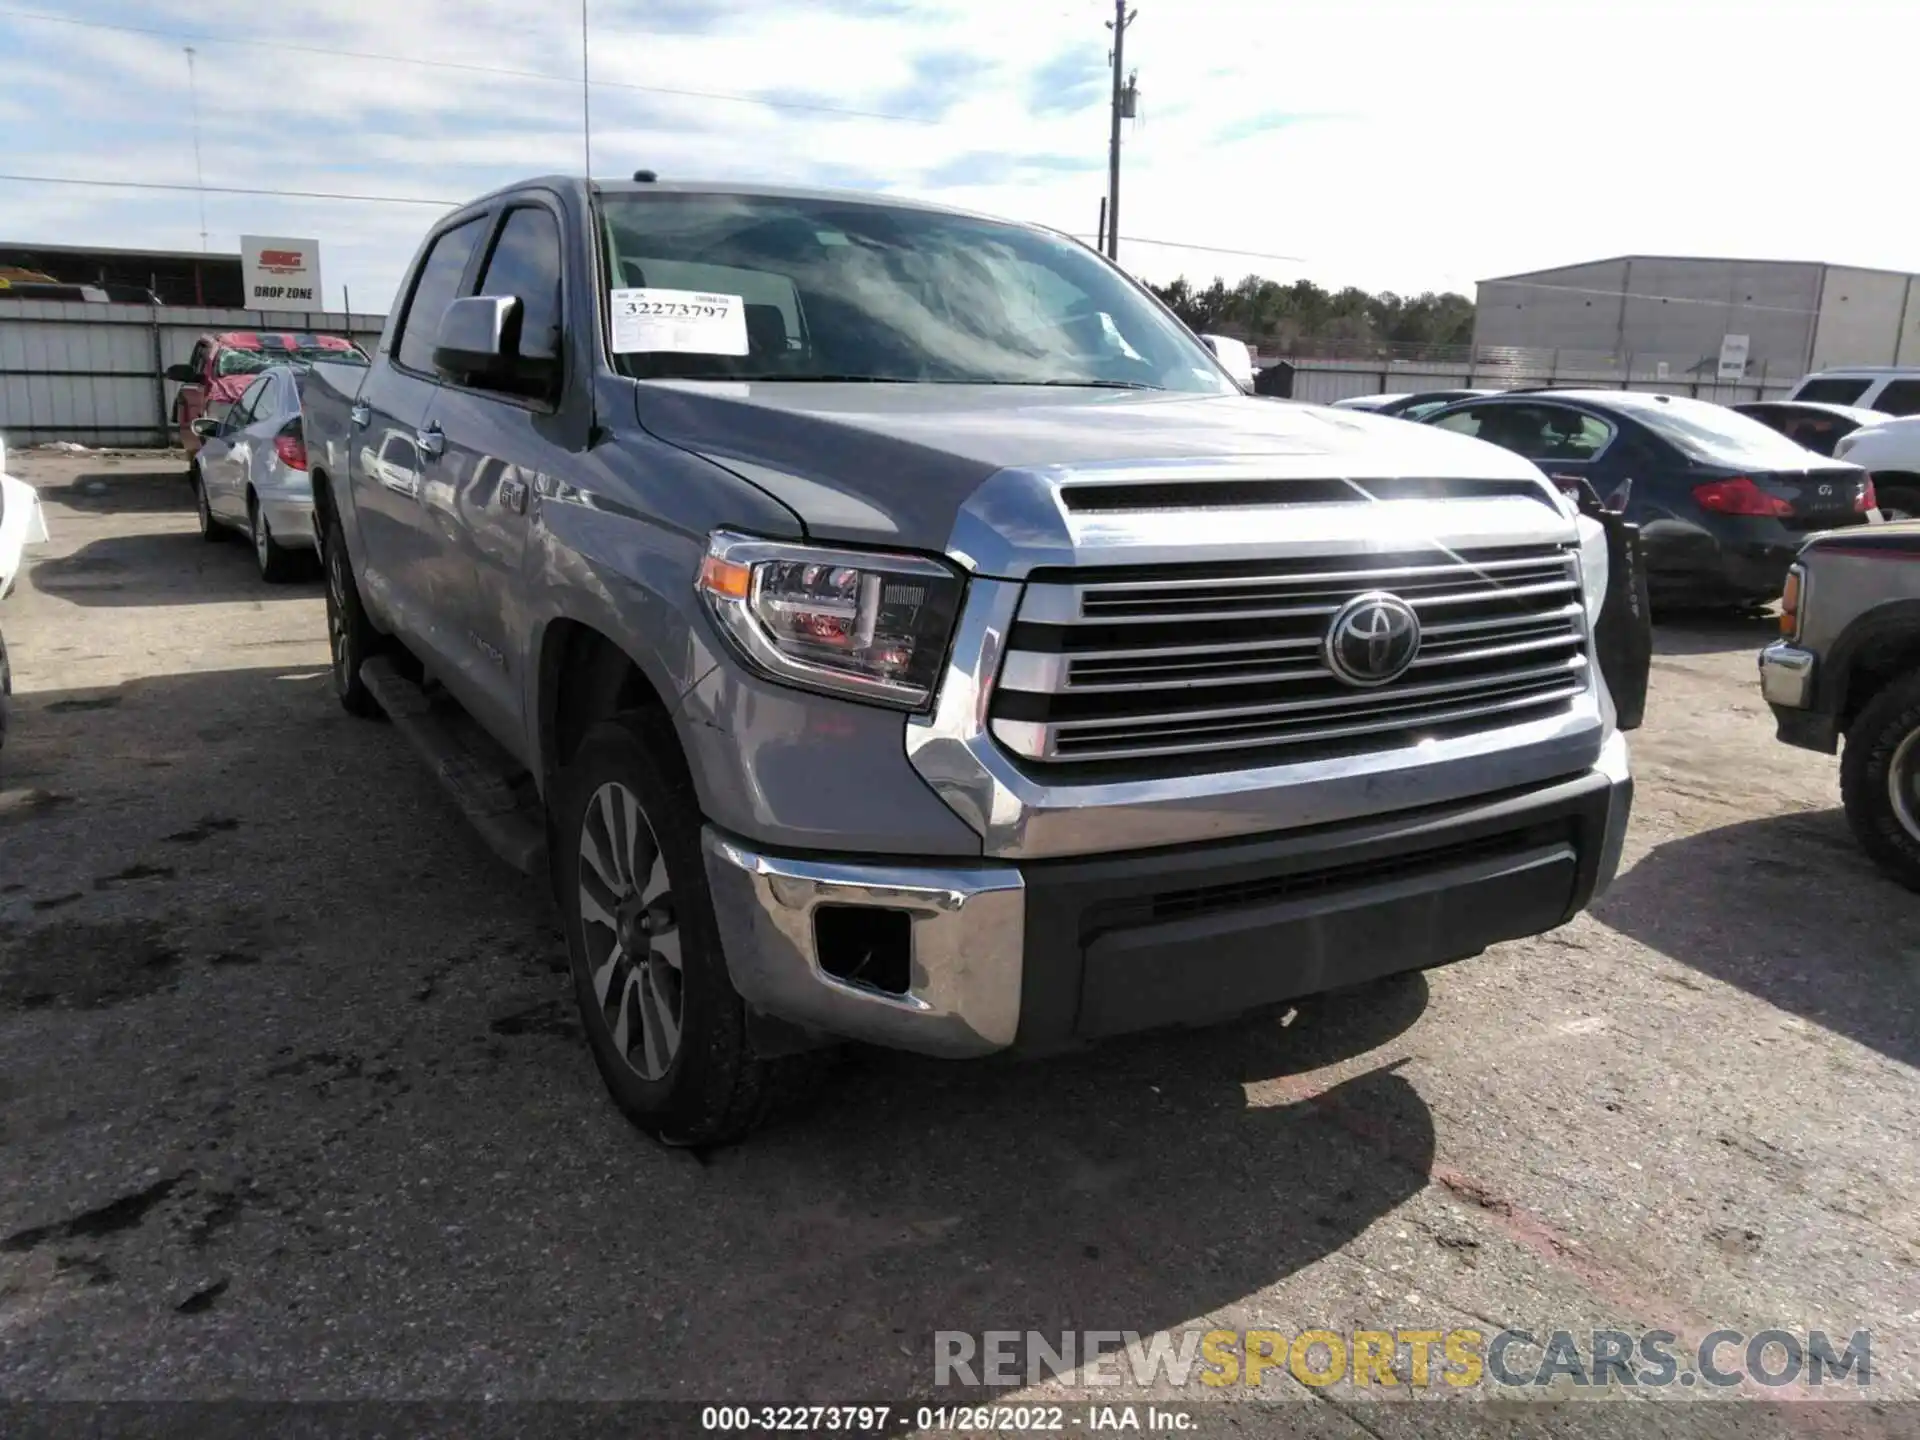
[395,217,488,374]
[1432,403,1613,461]
[1793,377,1872,405]
[1870,379,1920,416]
[229,375,271,428]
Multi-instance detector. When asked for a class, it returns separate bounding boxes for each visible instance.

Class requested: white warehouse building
[1473,255,1920,381]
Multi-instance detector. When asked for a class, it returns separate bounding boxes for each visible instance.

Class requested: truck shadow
[1651,610,1780,657]
[1592,807,1920,1067]
[28,532,319,606]
[689,981,1438,1400]
[28,469,195,515]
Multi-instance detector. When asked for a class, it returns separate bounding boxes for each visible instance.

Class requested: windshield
[1608,394,1829,467]
[596,192,1233,392]
[216,341,367,376]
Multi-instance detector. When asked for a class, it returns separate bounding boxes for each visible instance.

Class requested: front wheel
[192,462,222,543]
[250,496,298,583]
[555,716,819,1146]
[322,511,382,717]
[1841,671,1920,893]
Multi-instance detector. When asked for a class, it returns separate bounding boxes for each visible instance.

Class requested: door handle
[416,425,445,459]
[349,400,371,429]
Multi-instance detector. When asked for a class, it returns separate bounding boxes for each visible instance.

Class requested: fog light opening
[813,905,913,996]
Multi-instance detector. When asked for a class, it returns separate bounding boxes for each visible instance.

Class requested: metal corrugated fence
[1,301,1803,448]
[0,299,385,447]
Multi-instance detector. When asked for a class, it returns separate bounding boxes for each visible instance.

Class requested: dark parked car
[1732,400,1886,458]
[1331,389,1497,421]
[1420,389,1878,607]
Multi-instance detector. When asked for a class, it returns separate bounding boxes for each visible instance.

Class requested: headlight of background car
[696,531,965,710]
[1575,514,1609,627]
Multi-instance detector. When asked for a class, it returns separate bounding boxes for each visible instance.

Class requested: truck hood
[631,380,1554,553]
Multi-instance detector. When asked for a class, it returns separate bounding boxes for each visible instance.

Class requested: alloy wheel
[577,781,683,1081]
[1892,726,1920,847]
[326,541,351,688]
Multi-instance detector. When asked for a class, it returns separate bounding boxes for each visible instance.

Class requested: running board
[358,655,546,876]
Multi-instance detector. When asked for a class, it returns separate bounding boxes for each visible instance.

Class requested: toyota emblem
[1325,591,1422,687]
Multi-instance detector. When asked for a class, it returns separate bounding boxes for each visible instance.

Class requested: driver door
[200,374,270,523]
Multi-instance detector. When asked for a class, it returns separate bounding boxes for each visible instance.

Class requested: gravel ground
[2,452,1916,1435]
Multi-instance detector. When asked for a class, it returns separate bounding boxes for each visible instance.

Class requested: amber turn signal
[697,554,753,601]
[1779,569,1800,636]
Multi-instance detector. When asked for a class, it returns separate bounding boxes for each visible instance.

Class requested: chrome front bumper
[703,730,1633,1059]
[1759,641,1815,708]
[702,831,1025,1058]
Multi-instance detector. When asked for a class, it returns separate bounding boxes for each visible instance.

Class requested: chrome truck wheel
[554,716,826,1145]
[577,780,684,1081]
[1842,671,1920,893]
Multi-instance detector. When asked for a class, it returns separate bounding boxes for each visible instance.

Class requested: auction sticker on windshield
[610,288,748,355]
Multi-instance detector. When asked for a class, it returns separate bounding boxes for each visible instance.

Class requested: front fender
[1826,598,1920,718]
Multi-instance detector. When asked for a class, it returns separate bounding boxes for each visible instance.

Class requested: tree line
[1145,275,1477,350]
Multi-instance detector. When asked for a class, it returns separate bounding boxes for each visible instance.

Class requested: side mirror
[164,362,199,384]
[190,416,221,439]
[1201,333,1256,392]
[434,295,555,389]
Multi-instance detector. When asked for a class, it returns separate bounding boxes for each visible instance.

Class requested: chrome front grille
[989,543,1589,767]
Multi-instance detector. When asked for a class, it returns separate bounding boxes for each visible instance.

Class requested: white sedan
[1835,416,1920,520]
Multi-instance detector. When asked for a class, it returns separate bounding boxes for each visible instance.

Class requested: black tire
[1841,671,1920,893]
[0,624,11,758]
[555,715,821,1146]
[322,510,383,718]
[192,462,222,543]
[249,493,298,584]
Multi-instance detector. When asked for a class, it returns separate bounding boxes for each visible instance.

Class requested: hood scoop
[1057,474,1556,513]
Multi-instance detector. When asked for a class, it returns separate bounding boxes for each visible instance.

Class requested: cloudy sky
[1,0,1913,316]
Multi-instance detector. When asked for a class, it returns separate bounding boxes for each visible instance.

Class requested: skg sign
[240,235,323,312]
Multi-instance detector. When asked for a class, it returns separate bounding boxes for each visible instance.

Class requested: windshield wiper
[1018,379,1163,391]
[688,373,916,383]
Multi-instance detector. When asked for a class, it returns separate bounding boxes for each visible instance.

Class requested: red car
[166,331,368,456]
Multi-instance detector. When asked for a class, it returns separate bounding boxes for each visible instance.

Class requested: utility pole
[183,46,209,252]
[1105,2,1137,262]
[581,0,592,176]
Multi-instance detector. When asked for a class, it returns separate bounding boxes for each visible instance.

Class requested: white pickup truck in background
[0,434,52,754]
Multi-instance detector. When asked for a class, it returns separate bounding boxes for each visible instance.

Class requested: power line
[0,174,458,207]
[1072,234,1310,264]
[0,172,1863,321]
[0,5,944,125]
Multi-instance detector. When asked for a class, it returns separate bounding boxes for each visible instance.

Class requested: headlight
[696,531,965,709]
[1576,514,1608,626]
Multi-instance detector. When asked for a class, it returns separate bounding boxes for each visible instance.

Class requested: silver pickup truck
[304,175,1638,1143]
[1761,519,1920,890]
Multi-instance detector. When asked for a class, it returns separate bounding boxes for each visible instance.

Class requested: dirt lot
[2,452,1917,1433]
